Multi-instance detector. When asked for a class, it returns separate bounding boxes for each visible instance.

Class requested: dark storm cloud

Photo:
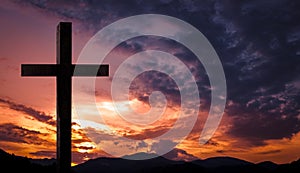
[13,0,214,31]
[0,123,51,145]
[213,0,300,145]
[13,0,146,31]
[0,98,56,126]
[14,0,300,145]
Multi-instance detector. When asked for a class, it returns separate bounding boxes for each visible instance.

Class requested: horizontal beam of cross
[21,64,109,76]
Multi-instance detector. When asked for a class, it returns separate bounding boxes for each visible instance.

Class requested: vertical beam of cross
[56,22,72,173]
[21,22,109,173]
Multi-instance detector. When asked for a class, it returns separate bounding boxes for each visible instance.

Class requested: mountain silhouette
[74,153,181,173]
[0,148,56,173]
[192,156,253,168]
[1,148,300,173]
[73,152,300,173]
[257,161,279,170]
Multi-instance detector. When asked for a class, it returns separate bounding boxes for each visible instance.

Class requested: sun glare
[75,142,96,153]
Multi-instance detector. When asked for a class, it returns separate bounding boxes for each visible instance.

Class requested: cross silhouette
[21,22,109,173]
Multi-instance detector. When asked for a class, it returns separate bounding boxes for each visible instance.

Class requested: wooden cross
[21,22,109,173]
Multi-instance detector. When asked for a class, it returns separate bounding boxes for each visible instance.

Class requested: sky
[0,0,300,166]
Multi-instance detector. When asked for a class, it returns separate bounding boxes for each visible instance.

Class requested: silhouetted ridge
[0,148,11,158]
[0,148,57,173]
[73,152,300,173]
[74,153,182,173]
[193,156,253,168]
[257,161,279,170]
[0,148,299,173]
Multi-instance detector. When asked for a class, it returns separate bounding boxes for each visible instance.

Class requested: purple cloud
[0,98,55,126]
[0,123,52,145]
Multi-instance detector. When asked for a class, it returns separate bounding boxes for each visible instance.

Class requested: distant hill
[1,148,299,173]
[192,156,253,168]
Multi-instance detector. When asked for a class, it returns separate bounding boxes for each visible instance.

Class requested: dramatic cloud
[123,124,173,140]
[0,98,55,126]
[0,123,51,145]
[215,0,300,144]
[30,150,56,158]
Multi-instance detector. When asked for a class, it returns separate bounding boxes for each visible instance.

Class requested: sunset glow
[1,0,300,166]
